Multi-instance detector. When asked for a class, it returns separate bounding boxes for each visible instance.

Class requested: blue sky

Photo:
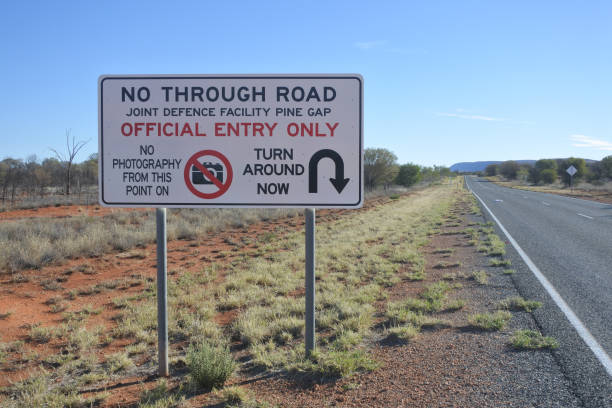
[1,0,611,167]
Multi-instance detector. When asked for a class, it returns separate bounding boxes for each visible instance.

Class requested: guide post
[156,208,169,376]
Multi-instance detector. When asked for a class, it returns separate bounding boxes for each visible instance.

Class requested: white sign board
[98,75,363,208]
[566,165,577,176]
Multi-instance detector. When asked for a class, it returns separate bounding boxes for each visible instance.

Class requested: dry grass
[2,182,469,405]
[0,208,301,273]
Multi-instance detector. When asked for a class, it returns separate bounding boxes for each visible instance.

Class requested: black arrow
[308,149,350,194]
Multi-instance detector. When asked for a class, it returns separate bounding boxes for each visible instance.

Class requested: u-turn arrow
[308,149,350,193]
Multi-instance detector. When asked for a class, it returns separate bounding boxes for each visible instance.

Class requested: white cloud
[570,134,612,151]
[436,112,505,121]
[353,40,386,50]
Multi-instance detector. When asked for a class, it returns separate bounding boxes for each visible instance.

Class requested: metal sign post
[566,165,577,192]
[156,208,169,376]
[304,208,316,357]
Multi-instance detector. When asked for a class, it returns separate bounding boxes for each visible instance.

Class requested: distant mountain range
[450,160,536,173]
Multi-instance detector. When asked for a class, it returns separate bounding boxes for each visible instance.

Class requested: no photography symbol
[184,150,233,199]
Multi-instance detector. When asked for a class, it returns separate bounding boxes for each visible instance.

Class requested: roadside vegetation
[0,146,453,274]
[0,177,562,406]
[1,147,451,212]
[0,207,300,273]
[479,156,612,202]
[1,181,461,406]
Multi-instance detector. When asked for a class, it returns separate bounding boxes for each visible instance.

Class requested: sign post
[566,165,577,191]
[99,74,363,370]
[156,208,169,376]
[304,208,316,356]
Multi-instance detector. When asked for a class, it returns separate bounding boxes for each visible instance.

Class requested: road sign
[98,75,363,208]
[566,165,577,176]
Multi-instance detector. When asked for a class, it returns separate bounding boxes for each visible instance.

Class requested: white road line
[542,201,551,206]
[467,181,612,377]
[577,213,594,220]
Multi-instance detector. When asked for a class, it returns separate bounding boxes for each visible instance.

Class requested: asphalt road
[466,176,612,408]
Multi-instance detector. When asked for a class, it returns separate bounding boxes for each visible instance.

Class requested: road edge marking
[467,180,612,377]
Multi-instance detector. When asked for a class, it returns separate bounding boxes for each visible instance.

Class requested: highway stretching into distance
[465,176,611,407]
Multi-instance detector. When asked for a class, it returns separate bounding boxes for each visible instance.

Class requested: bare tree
[50,129,89,195]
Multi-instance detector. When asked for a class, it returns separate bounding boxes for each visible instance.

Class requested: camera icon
[192,162,224,185]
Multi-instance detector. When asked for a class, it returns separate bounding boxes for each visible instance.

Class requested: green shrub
[187,342,236,389]
[539,169,557,184]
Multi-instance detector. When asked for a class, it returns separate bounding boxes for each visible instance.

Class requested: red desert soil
[0,197,386,392]
[0,204,146,222]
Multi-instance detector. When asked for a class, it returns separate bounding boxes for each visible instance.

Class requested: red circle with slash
[184,150,233,199]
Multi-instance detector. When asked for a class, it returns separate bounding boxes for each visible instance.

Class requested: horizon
[1,1,611,167]
[2,151,605,169]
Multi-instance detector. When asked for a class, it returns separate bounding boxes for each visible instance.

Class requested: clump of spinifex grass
[139,378,184,407]
[385,280,455,340]
[471,270,488,285]
[106,352,134,373]
[444,299,466,311]
[490,258,511,267]
[386,324,419,341]
[477,232,506,257]
[290,348,380,379]
[468,311,512,331]
[498,296,542,313]
[28,325,56,343]
[421,281,453,312]
[433,261,462,269]
[510,330,559,350]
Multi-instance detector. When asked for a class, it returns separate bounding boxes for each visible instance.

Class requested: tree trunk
[66,165,71,196]
[11,184,16,205]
